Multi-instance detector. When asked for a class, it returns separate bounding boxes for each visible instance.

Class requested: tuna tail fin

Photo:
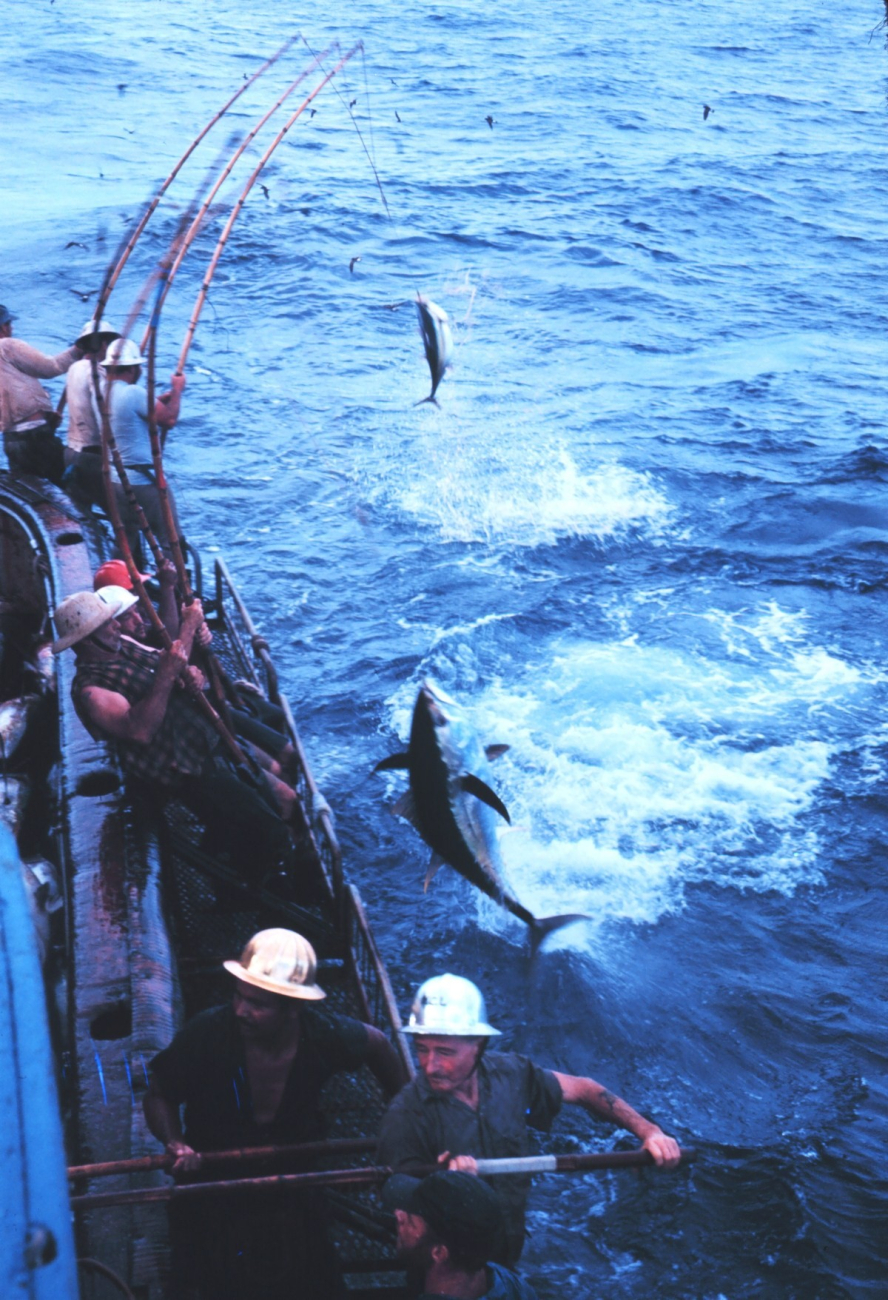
[413,394,441,408]
[529,913,592,959]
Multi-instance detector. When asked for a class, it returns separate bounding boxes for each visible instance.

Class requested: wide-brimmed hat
[223,929,327,1001]
[0,305,17,326]
[76,317,121,348]
[95,586,140,619]
[51,590,118,654]
[100,337,146,369]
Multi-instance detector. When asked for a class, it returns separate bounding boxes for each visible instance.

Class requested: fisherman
[94,336,185,560]
[51,588,295,877]
[62,317,120,496]
[0,304,82,484]
[378,973,681,1267]
[94,557,180,643]
[144,928,409,1299]
[95,556,296,768]
[393,1171,539,1300]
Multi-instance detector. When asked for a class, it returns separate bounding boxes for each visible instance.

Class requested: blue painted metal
[0,824,79,1297]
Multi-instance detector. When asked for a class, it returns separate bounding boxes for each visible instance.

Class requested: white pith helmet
[404,973,501,1037]
[76,317,120,347]
[223,928,327,1001]
[100,337,146,369]
[51,590,118,654]
[95,585,140,619]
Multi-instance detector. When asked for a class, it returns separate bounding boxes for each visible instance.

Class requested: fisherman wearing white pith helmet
[143,928,409,1299]
[70,335,185,562]
[378,973,681,1267]
[0,303,83,484]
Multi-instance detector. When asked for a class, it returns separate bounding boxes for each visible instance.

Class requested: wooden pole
[69,1147,696,1213]
[138,46,332,355]
[103,36,299,309]
[68,1136,376,1181]
[96,356,250,768]
[176,43,362,376]
[56,39,298,422]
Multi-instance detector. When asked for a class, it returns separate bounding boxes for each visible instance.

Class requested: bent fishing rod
[57,37,297,419]
[138,45,334,355]
[70,1147,697,1212]
[176,42,362,377]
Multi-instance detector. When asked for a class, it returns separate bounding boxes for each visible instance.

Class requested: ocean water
[3,0,888,1294]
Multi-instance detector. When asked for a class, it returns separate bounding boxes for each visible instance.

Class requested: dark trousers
[4,424,66,485]
[63,450,182,565]
[176,755,292,878]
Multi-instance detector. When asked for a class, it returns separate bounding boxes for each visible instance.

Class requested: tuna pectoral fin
[424,853,445,892]
[529,913,592,958]
[459,775,511,824]
[374,753,411,773]
[391,790,419,827]
[484,744,510,761]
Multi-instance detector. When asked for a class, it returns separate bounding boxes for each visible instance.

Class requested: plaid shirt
[72,639,218,786]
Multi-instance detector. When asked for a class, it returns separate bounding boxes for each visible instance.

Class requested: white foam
[404,605,880,950]
[376,442,672,547]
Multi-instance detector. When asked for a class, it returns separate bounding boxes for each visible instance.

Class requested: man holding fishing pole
[71,336,185,560]
[51,587,297,880]
[144,927,408,1299]
[379,973,682,1268]
[0,304,83,484]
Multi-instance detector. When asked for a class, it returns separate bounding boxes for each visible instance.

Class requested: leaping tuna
[375,680,590,952]
[415,294,453,406]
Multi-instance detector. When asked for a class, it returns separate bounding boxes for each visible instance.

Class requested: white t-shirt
[65,358,100,451]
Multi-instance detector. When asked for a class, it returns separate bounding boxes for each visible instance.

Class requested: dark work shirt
[150,1003,371,1151]
[418,1262,540,1298]
[377,1051,562,1263]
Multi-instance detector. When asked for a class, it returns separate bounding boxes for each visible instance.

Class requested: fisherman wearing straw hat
[51,588,295,879]
[143,929,408,1299]
[62,317,120,500]
[0,304,82,484]
[378,974,681,1267]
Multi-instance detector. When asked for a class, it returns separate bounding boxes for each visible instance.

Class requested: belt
[6,416,54,434]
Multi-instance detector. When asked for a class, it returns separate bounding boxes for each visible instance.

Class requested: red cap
[93,559,149,592]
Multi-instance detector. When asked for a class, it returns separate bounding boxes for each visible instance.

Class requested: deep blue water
[4,0,888,1294]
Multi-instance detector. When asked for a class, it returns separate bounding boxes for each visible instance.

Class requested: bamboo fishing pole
[138,46,333,356]
[103,35,299,311]
[176,42,362,377]
[56,38,298,420]
[70,1147,697,1212]
[143,270,236,728]
[68,1136,377,1181]
[97,356,250,769]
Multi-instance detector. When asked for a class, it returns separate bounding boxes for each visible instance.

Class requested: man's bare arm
[143,1076,201,1172]
[552,1071,681,1168]
[364,1026,410,1100]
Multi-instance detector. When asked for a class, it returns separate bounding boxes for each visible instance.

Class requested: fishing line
[300,34,391,218]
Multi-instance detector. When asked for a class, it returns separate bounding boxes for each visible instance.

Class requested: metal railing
[212,559,412,1077]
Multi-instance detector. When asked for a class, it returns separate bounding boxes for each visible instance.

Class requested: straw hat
[51,590,118,654]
